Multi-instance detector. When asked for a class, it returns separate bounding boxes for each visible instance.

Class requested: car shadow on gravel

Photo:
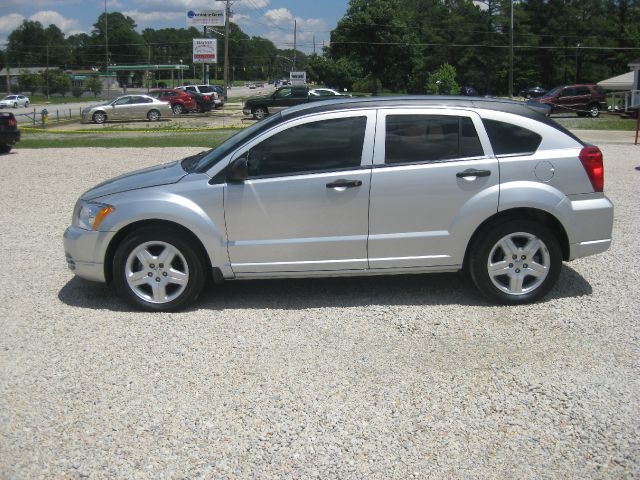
[58,265,592,312]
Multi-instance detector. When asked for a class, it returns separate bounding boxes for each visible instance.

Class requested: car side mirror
[227,155,249,182]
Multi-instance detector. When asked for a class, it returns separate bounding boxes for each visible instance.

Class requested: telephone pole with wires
[217,0,232,100]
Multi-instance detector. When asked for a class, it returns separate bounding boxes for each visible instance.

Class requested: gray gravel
[1,145,639,479]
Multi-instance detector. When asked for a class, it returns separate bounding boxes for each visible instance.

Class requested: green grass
[553,114,638,131]
[17,130,239,149]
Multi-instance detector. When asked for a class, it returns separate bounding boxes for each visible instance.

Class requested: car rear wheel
[469,220,562,304]
[0,144,11,154]
[147,109,161,121]
[113,228,206,311]
[587,104,600,118]
[172,104,183,115]
[253,107,268,120]
[92,112,107,124]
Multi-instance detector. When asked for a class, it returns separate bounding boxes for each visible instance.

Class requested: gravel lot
[1,144,639,479]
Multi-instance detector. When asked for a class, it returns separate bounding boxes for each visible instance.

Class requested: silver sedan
[81,95,173,124]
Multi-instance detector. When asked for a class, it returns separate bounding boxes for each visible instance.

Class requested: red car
[527,84,607,118]
[149,89,197,114]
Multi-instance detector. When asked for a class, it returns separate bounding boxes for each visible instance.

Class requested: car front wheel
[587,104,600,118]
[253,107,268,120]
[469,220,562,304]
[92,112,107,124]
[112,227,206,311]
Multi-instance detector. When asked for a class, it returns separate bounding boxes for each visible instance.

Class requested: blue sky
[0,0,350,52]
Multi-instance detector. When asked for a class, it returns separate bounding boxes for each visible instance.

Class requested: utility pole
[46,44,50,100]
[508,0,513,98]
[313,35,316,55]
[105,0,109,99]
[293,19,297,71]
[217,0,231,100]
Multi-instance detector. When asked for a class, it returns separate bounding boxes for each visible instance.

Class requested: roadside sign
[290,71,306,85]
[193,39,217,63]
[186,10,225,26]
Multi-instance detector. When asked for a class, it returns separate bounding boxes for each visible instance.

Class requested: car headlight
[76,202,115,230]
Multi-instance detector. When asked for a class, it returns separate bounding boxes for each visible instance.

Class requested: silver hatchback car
[64,97,613,311]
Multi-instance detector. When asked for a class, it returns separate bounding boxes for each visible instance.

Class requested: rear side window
[576,86,590,95]
[248,116,367,177]
[385,115,484,164]
[482,119,542,156]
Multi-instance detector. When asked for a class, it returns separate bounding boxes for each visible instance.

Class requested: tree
[7,20,48,67]
[91,12,146,66]
[19,70,41,94]
[85,77,103,97]
[426,63,460,94]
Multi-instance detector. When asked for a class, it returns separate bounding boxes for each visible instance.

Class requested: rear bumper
[0,130,20,145]
[566,195,614,261]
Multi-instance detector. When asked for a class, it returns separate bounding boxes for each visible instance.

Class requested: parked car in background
[0,94,29,108]
[243,85,335,119]
[176,85,223,108]
[459,86,478,96]
[149,89,197,114]
[81,95,172,124]
[64,96,613,311]
[519,86,547,99]
[309,88,351,97]
[184,91,214,113]
[527,84,607,117]
[0,112,20,153]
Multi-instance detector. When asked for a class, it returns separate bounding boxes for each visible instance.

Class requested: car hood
[81,160,187,200]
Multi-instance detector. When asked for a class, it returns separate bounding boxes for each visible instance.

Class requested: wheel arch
[104,219,214,284]
[463,207,570,270]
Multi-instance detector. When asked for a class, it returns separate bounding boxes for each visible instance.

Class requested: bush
[352,78,382,94]
[426,63,460,95]
[71,86,84,98]
[85,77,103,97]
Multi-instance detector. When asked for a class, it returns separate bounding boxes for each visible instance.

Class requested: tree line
[307,0,640,95]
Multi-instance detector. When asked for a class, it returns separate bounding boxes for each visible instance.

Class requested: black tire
[147,109,161,121]
[469,220,562,304]
[587,103,600,118]
[172,104,183,115]
[253,106,268,120]
[93,111,107,124]
[13,102,18,108]
[0,144,11,154]
[112,227,207,311]
[25,101,29,107]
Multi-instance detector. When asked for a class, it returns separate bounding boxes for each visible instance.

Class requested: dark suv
[527,84,607,117]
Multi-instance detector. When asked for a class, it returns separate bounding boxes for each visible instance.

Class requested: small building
[629,58,640,108]
[0,67,48,92]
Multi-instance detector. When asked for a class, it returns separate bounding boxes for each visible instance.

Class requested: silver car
[64,97,613,311]
[0,94,29,108]
[81,95,172,124]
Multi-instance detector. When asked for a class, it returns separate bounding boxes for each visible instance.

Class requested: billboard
[186,10,225,26]
[193,39,217,63]
[290,71,307,85]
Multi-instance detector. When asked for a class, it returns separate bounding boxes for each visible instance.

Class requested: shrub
[71,86,84,98]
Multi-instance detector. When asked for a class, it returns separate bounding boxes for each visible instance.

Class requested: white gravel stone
[0,144,638,479]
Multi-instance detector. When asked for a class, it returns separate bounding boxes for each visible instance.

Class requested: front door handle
[456,169,491,178]
[326,179,363,188]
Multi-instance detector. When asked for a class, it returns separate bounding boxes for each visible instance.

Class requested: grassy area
[17,129,239,149]
[553,114,638,131]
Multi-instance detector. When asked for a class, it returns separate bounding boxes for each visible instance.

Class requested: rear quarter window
[482,119,542,156]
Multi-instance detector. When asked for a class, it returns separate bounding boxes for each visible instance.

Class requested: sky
[0,0,350,53]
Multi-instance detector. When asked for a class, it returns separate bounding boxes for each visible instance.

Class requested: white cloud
[236,0,270,11]
[0,13,25,35]
[264,8,294,26]
[122,10,184,27]
[29,10,81,33]
[259,9,326,50]
[106,0,125,9]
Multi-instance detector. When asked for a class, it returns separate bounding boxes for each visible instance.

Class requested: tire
[0,144,11,154]
[13,102,18,108]
[147,109,160,121]
[112,227,206,311]
[92,111,107,124]
[587,103,600,118]
[469,220,562,304]
[253,106,268,120]
[25,101,29,107]
[172,104,183,115]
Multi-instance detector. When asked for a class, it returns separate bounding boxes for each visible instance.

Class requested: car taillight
[203,95,210,101]
[8,117,17,128]
[579,146,604,192]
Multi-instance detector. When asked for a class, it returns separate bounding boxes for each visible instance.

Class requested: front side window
[113,96,131,105]
[274,88,292,98]
[561,88,576,97]
[385,115,484,164]
[482,119,542,156]
[575,86,590,95]
[247,116,367,177]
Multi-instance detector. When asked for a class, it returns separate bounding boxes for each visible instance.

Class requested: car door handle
[456,169,491,178]
[326,179,363,188]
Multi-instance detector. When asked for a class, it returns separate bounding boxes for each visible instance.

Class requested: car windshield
[192,113,282,173]
[541,86,562,97]
[4,96,17,100]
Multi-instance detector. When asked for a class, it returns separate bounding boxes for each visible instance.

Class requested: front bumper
[63,226,115,283]
[242,108,252,115]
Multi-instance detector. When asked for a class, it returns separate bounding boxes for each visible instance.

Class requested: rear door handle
[456,169,491,178]
[326,179,363,188]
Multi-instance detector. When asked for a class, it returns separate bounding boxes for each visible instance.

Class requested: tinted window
[482,119,542,156]
[385,115,483,164]
[275,88,292,98]
[575,86,590,95]
[561,88,576,97]
[248,116,367,177]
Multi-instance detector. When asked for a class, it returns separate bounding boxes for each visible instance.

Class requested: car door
[109,96,131,120]
[574,86,592,110]
[367,109,499,269]
[556,87,577,112]
[224,110,376,274]
[268,87,300,113]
